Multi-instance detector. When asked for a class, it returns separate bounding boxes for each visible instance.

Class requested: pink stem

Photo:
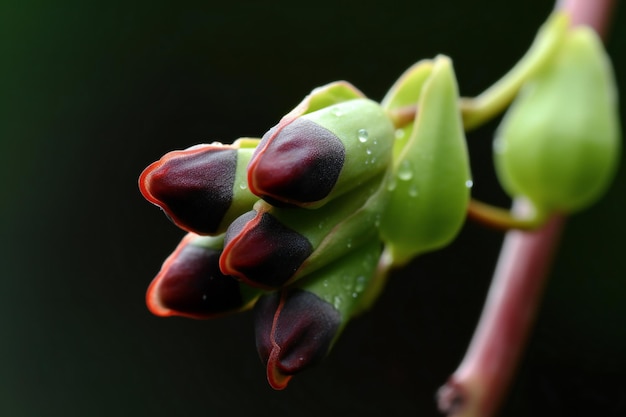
[556,0,616,39]
[437,200,565,417]
[437,1,615,415]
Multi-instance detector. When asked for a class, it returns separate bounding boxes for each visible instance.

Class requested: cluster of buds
[138,13,620,391]
[139,56,473,389]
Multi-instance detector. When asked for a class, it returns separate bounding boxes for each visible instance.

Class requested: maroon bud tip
[146,234,243,319]
[248,118,345,206]
[220,211,313,289]
[139,145,237,234]
[253,290,341,389]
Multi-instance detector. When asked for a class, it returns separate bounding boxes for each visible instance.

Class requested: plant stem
[438,199,565,417]
[437,1,615,416]
[460,12,568,131]
[467,198,546,231]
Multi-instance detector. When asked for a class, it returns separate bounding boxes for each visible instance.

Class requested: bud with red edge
[247,82,395,208]
[139,138,259,235]
[220,176,384,289]
[253,240,383,389]
[146,232,262,319]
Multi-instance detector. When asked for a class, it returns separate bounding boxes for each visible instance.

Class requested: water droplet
[333,295,343,310]
[465,179,474,189]
[395,129,405,139]
[331,106,343,117]
[352,292,359,298]
[408,184,419,197]
[358,129,369,143]
[239,182,248,190]
[387,177,397,191]
[397,160,413,181]
[322,279,329,288]
[318,220,325,229]
[346,238,353,249]
[355,275,367,292]
[366,148,372,155]
[374,214,381,227]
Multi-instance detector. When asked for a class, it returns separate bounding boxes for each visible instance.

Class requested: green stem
[467,198,547,231]
[461,12,569,131]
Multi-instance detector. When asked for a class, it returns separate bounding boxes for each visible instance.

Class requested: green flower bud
[379,55,471,265]
[247,82,395,208]
[220,176,384,289]
[139,138,260,235]
[253,240,382,389]
[494,27,621,214]
[146,233,262,319]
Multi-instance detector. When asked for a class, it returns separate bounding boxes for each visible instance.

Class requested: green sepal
[256,174,385,283]
[381,59,435,160]
[216,138,261,233]
[280,81,366,123]
[298,98,396,205]
[289,239,384,339]
[494,27,621,214]
[379,55,471,266]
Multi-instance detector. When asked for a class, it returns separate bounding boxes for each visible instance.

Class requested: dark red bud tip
[139,145,237,234]
[146,234,243,319]
[248,118,345,206]
[254,290,341,390]
[220,211,313,289]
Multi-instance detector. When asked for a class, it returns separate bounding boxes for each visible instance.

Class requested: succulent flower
[139,138,260,235]
[138,73,472,387]
[136,7,622,401]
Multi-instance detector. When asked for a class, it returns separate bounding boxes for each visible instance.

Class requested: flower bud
[379,55,471,265]
[146,233,261,319]
[139,138,260,235]
[220,177,383,289]
[253,241,382,389]
[494,27,621,214]
[247,82,395,208]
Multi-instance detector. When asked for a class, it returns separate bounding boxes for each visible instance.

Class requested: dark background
[2,1,625,416]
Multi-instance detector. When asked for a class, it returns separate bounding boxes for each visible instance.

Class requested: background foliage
[1,1,624,416]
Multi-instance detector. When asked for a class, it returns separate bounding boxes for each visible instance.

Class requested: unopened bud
[220,177,383,289]
[146,233,261,319]
[248,83,395,208]
[253,241,382,389]
[494,27,621,214]
[139,138,259,235]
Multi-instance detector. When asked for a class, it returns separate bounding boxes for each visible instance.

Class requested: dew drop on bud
[358,129,369,143]
[397,159,413,181]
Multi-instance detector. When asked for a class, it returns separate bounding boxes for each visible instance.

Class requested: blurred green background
[1,1,624,416]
